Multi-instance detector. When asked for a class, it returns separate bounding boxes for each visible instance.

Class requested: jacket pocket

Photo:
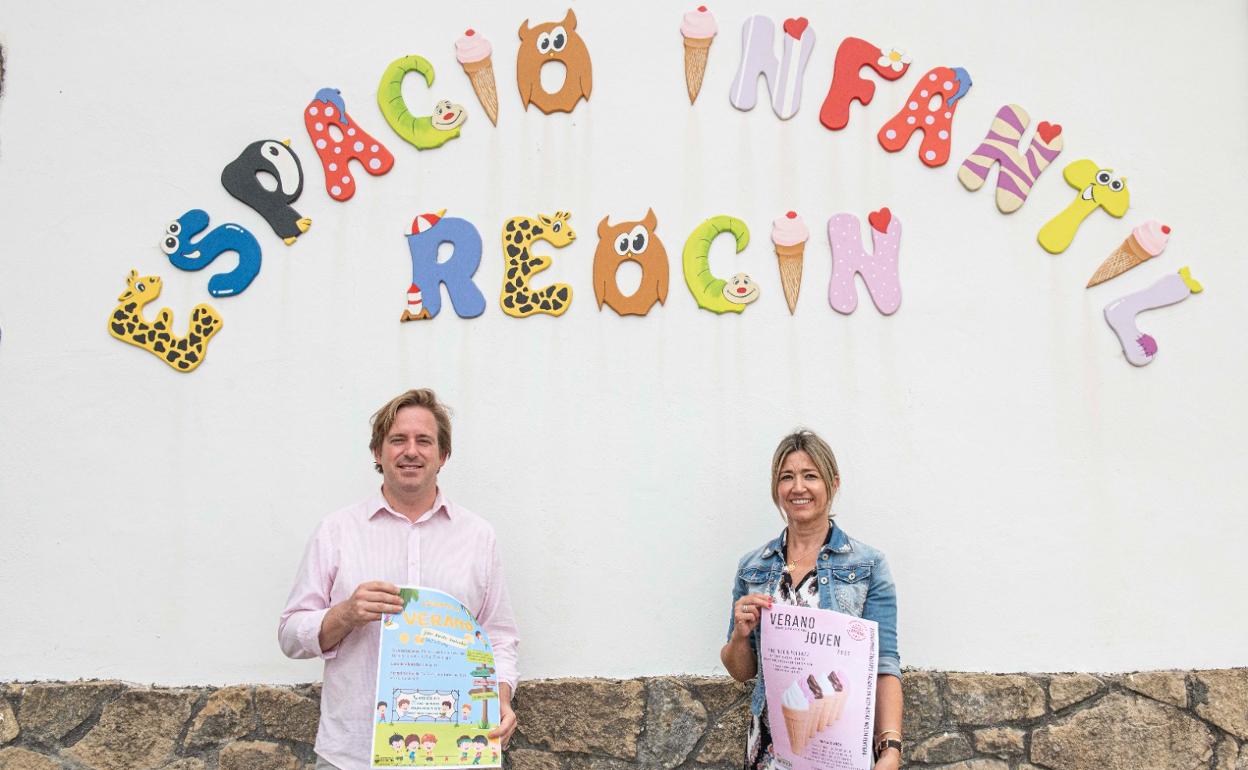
[830,564,872,616]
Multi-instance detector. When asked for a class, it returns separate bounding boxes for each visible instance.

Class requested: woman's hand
[730,593,773,641]
[872,748,901,770]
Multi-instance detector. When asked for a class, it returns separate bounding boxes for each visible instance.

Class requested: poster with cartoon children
[372,587,501,768]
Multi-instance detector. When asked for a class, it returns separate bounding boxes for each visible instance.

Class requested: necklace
[784,538,824,574]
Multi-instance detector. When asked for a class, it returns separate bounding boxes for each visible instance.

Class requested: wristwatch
[873,738,902,759]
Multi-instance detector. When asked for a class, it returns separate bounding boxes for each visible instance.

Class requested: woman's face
[777,450,834,523]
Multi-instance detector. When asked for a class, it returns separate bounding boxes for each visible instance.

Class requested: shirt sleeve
[863,552,901,680]
[278,519,339,660]
[478,533,520,692]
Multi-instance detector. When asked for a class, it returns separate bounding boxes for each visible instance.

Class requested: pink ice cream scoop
[1132,219,1171,256]
[681,6,718,38]
[771,210,810,247]
[455,29,493,64]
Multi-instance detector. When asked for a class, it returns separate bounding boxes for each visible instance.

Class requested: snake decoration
[682,215,759,314]
[160,209,262,298]
[377,55,466,150]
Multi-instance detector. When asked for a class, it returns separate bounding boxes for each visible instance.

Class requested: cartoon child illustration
[490,737,500,763]
[461,703,473,724]
[389,734,404,756]
[472,735,488,764]
[474,630,483,646]
[377,701,388,722]
[440,700,454,722]
[405,734,421,762]
[421,734,438,763]
[396,697,411,721]
[457,735,473,762]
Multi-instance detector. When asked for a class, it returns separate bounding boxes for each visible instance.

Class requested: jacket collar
[760,520,852,561]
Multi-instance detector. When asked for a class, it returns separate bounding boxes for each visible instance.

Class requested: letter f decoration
[1037,159,1129,254]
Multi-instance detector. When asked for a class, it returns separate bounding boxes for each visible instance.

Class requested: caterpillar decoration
[377,55,466,150]
[682,216,759,314]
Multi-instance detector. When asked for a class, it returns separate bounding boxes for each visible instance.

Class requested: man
[279,389,520,770]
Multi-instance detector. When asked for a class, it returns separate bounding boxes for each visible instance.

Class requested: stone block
[944,674,1044,725]
[62,689,196,770]
[0,747,62,770]
[1195,669,1248,739]
[16,681,124,744]
[185,685,254,749]
[902,670,944,739]
[1216,736,1239,770]
[255,686,319,745]
[506,748,560,770]
[683,676,748,716]
[1123,671,1188,708]
[1030,692,1214,770]
[1048,673,1101,711]
[694,699,748,765]
[0,699,17,745]
[927,761,1008,770]
[218,741,300,770]
[971,726,1024,757]
[908,731,972,764]
[637,678,706,769]
[515,679,644,761]
[161,761,206,770]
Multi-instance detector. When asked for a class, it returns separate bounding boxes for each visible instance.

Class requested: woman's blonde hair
[770,429,840,518]
[369,389,453,471]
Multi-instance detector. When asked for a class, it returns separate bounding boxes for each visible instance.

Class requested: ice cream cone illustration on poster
[372,587,502,768]
[760,605,879,770]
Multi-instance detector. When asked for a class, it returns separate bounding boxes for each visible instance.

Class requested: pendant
[784,561,796,573]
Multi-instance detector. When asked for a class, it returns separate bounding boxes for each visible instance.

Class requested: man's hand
[340,581,404,626]
[488,683,517,749]
[318,581,404,653]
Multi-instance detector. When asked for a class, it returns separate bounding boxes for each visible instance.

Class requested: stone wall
[1,670,1244,770]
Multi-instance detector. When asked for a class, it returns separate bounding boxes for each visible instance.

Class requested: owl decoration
[593,209,669,316]
[516,8,592,114]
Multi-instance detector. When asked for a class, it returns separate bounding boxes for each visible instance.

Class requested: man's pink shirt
[278,489,519,770]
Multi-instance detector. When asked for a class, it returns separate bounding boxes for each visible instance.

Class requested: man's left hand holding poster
[279,389,519,770]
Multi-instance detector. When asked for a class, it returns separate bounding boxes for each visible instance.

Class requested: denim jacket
[727,522,901,715]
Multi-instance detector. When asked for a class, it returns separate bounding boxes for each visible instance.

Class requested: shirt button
[819,576,828,585]
[848,572,856,580]
[821,553,828,560]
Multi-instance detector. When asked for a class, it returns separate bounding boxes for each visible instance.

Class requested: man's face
[374,406,446,498]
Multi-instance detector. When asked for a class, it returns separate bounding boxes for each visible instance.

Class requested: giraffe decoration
[107,269,222,373]
[499,211,577,317]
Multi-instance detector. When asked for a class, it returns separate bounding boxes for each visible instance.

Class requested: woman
[721,430,903,770]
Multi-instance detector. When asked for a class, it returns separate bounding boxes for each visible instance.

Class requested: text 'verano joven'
[770,610,841,648]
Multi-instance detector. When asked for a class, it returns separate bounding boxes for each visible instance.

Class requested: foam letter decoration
[500,211,577,317]
[682,215,757,314]
[728,16,814,119]
[819,39,909,131]
[378,56,466,150]
[593,208,670,316]
[456,29,500,126]
[108,269,222,373]
[878,66,972,167]
[1038,160,1130,254]
[221,139,311,244]
[1087,220,1171,288]
[401,210,486,320]
[516,9,592,114]
[957,105,1063,214]
[1104,267,1202,366]
[304,88,395,201]
[681,6,718,104]
[827,208,902,315]
[772,211,809,314]
[159,210,261,298]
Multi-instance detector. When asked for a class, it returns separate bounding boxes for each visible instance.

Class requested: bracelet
[875,729,901,741]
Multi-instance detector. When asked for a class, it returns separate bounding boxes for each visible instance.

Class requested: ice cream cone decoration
[780,680,812,755]
[681,6,717,104]
[1087,220,1171,288]
[772,211,809,314]
[456,29,499,125]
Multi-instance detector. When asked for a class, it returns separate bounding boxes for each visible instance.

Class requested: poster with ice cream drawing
[760,605,878,770]
[372,587,501,769]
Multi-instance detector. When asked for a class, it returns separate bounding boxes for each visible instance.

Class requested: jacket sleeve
[863,552,901,679]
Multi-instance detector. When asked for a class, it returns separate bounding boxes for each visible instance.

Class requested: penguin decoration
[220,139,312,245]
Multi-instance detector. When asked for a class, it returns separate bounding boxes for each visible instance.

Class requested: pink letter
[827,208,902,315]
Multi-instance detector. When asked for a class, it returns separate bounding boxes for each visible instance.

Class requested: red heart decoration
[1037,121,1062,144]
[868,207,892,234]
[782,17,809,40]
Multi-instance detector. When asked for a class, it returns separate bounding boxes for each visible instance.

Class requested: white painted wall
[0,0,1245,685]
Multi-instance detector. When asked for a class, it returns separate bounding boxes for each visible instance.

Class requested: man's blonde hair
[770,429,840,518]
[369,389,452,471]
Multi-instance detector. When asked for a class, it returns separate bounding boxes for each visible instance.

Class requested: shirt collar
[367,487,452,522]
